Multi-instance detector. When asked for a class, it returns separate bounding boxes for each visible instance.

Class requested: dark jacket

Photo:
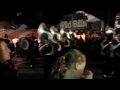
[0,62,18,79]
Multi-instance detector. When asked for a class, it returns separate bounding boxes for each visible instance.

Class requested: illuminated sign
[60,20,87,29]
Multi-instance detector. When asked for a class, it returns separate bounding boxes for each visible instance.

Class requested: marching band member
[101,29,114,78]
[39,32,54,79]
[38,23,55,79]
[61,33,71,48]
[50,26,63,53]
[111,34,120,79]
[69,33,77,49]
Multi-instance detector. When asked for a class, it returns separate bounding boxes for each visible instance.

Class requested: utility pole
[71,14,74,31]
[106,11,112,26]
[8,15,10,29]
[17,11,22,26]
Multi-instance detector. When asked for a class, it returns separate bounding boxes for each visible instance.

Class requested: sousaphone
[38,23,52,40]
[50,25,61,40]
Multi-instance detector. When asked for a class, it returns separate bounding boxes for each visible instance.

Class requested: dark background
[0,0,119,28]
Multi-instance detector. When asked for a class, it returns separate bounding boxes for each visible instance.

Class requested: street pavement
[11,57,45,79]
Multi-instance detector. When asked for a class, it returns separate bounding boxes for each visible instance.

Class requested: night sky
[0,0,120,28]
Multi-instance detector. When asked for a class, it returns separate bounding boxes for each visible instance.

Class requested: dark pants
[103,56,112,77]
[114,57,120,79]
[31,55,36,67]
[27,50,36,67]
[44,55,53,79]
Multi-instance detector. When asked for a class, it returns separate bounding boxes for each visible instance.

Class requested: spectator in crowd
[49,49,92,79]
[81,70,94,79]
[0,39,18,79]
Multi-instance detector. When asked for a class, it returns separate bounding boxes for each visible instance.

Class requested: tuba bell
[19,37,30,50]
[38,23,52,40]
[50,25,61,40]
[38,23,47,38]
